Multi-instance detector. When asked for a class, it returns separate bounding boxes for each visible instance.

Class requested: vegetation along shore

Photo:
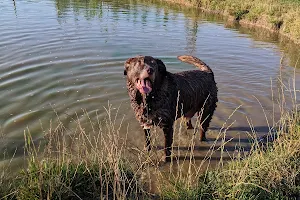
[163,0,300,44]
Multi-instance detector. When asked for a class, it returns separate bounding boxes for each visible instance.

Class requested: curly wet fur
[124,55,218,161]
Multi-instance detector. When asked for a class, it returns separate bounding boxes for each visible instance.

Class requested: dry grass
[0,63,299,199]
[0,106,151,200]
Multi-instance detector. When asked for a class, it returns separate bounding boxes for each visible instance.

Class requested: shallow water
[0,0,300,168]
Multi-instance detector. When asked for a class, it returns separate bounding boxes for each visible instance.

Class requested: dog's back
[171,69,217,118]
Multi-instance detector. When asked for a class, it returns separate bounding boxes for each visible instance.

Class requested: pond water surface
[0,0,300,168]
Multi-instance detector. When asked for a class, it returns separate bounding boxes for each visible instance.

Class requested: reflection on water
[54,0,300,68]
[0,0,299,168]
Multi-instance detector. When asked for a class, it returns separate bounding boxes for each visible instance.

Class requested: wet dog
[124,55,218,162]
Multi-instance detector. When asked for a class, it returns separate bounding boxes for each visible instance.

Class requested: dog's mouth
[136,78,152,94]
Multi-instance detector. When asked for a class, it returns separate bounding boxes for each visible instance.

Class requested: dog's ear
[124,57,136,76]
[155,58,166,75]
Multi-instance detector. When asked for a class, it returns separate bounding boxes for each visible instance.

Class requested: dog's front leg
[144,129,151,151]
[163,126,173,162]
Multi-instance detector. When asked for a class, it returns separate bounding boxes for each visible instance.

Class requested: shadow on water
[174,155,233,161]
[54,0,300,68]
[210,125,271,133]
[156,145,251,153]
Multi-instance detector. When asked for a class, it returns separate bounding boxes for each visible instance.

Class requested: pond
[0,0,300,168]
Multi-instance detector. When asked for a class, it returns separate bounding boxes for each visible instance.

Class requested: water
[0,0,299,167]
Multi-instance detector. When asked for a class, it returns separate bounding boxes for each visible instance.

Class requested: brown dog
[124,55,218,162]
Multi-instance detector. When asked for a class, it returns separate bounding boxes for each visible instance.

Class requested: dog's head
[124,56,166,94]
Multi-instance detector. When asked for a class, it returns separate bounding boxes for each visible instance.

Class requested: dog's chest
[142,91,177,124]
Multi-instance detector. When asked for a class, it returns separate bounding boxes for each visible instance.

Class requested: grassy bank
[163,0,300,44]
[1,104,299,199]
[162,110,300,199]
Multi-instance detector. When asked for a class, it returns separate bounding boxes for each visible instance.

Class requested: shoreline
[162,0,300,45]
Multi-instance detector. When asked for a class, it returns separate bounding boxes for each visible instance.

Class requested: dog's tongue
[138,79,152,94]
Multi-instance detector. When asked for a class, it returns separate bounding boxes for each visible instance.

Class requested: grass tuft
[15,160,141,200]
[0,107,149,200]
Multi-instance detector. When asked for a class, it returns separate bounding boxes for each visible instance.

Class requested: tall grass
[0,106,150,200]
[0,64,299,199]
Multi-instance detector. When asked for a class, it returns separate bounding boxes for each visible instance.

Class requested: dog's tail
[177,55,213,73]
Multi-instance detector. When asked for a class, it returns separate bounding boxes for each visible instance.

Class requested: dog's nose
[147,68,154,75]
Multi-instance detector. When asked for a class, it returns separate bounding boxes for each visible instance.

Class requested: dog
[123,55,218,162]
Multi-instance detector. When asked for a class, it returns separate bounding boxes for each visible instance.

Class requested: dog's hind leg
[197,123,206,141]
[184,111,196,130]
[163,126,173,162]
[197,111,208,141]
[186,118,194,129]
[144,129,151,151]
[197,109,214,141]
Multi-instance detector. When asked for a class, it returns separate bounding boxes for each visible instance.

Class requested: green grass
[12,160,142,200]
